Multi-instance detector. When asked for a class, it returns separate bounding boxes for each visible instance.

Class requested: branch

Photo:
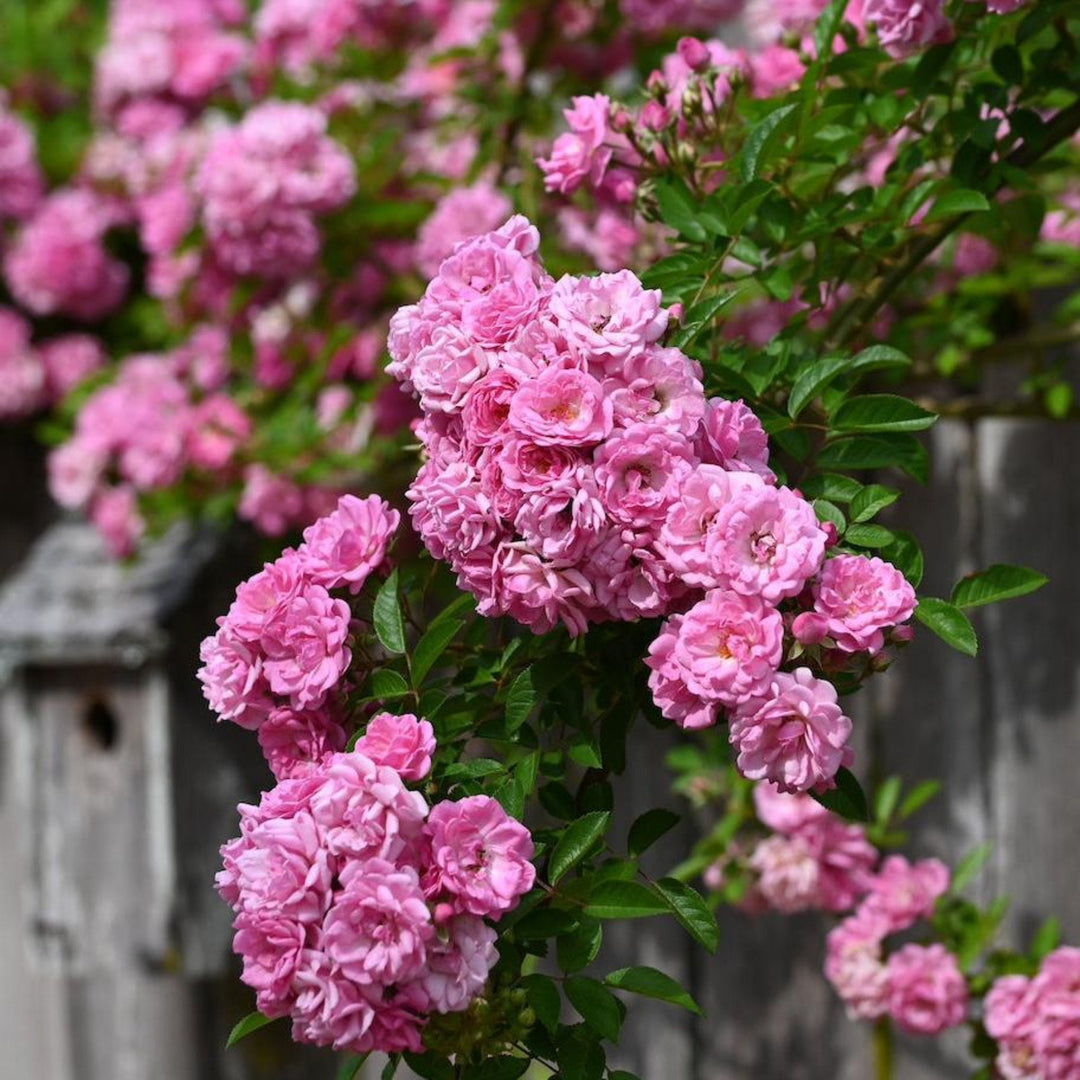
[828,96,1080,350]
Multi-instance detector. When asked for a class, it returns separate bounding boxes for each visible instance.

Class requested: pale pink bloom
[752,781,830,834]
[983,0,1026,10]
[863,0,953,57]
[588,528,687,620]
[4,189,128,321]
[609,345,706,437]
[669,591,784,708]
[885,943,968,1035]
[494,437,585,494]
[411,325,491,414]
[298,494,400,594]
[309,751,429,863]
[232,911,306,1010]
[355,713,436,782]
[257,704,347,780]
[646,613,719,730]
[419,915,497,1014]
[659,466,763,585]
[461,369,522,447]
[260,583,352,710]
[556,207,640,273]
[548,270,668,371]
[862,855,950,932]
[537,94,613,194]
[729,668,853,792]
[90,485,146,558]
[0,306,45,419]
[38,335,105,402]
[199,626,273,728]
[825,909,891,1020]
[749,45,805,97]
[593,424,694,528]
[705,485,826,603]
[239,465,308,537]
[0,105,44,221]
[750,834,822,912]
[409,460,499,563]
[1031,948,1080,1080]
[804,816,879,912]
[508,366,613,446]
[187,395,251,470]
[48,439,106,511]
[490,545,596,636]
[514,483,606,564]
[323,859,433,986]
[795,554,916,654]
[226,551,307,642]
[619,0,744,32]
[695,397,774,479]
[423,795,536,916]
[416,182,514,278]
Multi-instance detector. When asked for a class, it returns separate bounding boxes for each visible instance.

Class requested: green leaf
[226,1010,275,1048]
[952,842,993,894]
[556,1028,605,1080]
[373,569,406,654]
[370,668,410,699]
[549,812,612,884]
[810,767,870,822]
[898,779,941,821]
[926,188,992,222]
[882,530,925,587]
[847,345,912,377]
[991,44,1023,85]
[441,758,504,781]
[671,293,739,350]
[557,917,604,974]
[788,355,849,418]
[564,977,624,1043]
[850,484,899,522]
[817,434,928,482]
[831,394,937,433]
[740,103,799,182]
[505,667,538,732]
[950,564,1048,609]
[410,618,464,686]
[337,1054,372,1080]
[627,809,680,858]
[653,878,720,953]
[874,776,902,825]
[654,178,707,242]
[915,598,978,657]
[466,1056,530,1080]
[521,973,561,1032]
[1031,917,1061,962]
[584,880,667,920]
[604,966,702,1015]
[844,523,895,549]
[813,499,847,534]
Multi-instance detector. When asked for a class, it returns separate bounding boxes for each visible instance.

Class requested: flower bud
[677,36,712,73]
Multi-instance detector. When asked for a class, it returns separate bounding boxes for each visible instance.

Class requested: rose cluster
[198,492,400,777]
[825,853,966,1036]
[217,719,536,1054]
[706,782,878,914]
[985,948,1080,1080]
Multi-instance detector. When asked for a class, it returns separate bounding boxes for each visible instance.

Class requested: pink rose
[862,855,950,932]
[507,365,613,446]
[355,713,437,782]
[536,93,613,194]
[863,0,953,58]
[593,424,694,527]
[885,943,968,1035]
[298,494,400,594]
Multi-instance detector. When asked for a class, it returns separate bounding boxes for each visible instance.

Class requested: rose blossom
[297,494,400,593]
[749,834,821,912]
[862,855,950,932]
[536,94,613,194]
[794,554,916,654]
[593,424,694,527]
[507,365,613,446]
[885,943,968,1035]
[825,909,892,1020]
[695,397,774,479]
[355,713,437,782]
[419,915,498,1014]
[645,613,718,730]
[729,668,853,792]
[199,627,272,728]
[863,0,953,58]
[423,795,536,916]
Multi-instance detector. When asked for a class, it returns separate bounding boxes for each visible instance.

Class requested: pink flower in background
[862,855,950,932]
[416,182,514,277]
[730,668,853,792]
[825,909,891,1020]
[239,465,308,537]
[537,94,613,194]
[750,834,822,912]
[0,306,45,420]
[260,582,352,710]
[298,494,400,593]
[4,189,129,321]
[556,207,640,272]
[885,944,968,1035]
[753,781,830,834]
[355,713,436,782]
[38,335,105,403]
[187,395,251,470]
[90,485,146,558]
[795,554,916,654]
[47,440,107,511]
[423,795,536,916]
[863,0,953,58]
[0,104,44,221]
